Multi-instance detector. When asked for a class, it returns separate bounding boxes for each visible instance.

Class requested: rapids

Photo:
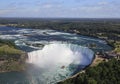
[0,26,112,84]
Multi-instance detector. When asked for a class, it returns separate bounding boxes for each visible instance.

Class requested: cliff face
[0,52,27,73]
[0,41,27,73]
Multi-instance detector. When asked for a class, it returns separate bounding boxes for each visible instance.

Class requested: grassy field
[114,41,120,53]
[0,45,22,55]
[0,40,26,72]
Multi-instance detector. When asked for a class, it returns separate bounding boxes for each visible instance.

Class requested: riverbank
[0,25,6,27]
[58,41,120,84]
[58,58,120,84]
[0,19,120,84]
[0,40,27,73]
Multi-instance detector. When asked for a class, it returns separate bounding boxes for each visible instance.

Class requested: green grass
[115,48,120,53]
[0,45,22,55]
[114,41,120,53]
[0,41,26,72]
[0,39,16,48]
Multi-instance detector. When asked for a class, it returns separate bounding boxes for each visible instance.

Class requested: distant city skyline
[0,0,120,18]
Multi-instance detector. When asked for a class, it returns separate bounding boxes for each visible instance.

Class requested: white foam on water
[0,34,22,40]
[27,43,94,84]
[47,31,71,36]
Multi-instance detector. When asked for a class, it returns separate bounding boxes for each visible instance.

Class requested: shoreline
[0,26,118,83]
[58,40,115,83]
[58,53,96,83]
[0,25,6,27]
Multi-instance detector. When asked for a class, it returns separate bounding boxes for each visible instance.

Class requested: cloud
[97,1,109,5]
[36,1,63,8]
[0,8,17,15]
[0,9,11,15]
[0,0,120,18]
[42,4,53,8]
[73,0,84,2]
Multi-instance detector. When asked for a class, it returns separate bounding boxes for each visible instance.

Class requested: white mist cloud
[27,43,94,68]
[27,43,94,83]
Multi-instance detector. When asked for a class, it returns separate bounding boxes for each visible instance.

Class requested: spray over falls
[0,27,112,84]
[27,43,94,84]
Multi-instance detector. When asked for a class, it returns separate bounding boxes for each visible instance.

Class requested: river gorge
[0,26,112,84]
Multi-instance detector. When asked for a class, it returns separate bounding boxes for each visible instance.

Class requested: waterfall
[27,43,94,68]
[26,43,94,84]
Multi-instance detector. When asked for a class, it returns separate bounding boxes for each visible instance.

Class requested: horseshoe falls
[27,43,94,84]
[0,27,112,84]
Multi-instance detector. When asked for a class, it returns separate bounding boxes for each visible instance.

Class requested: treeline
[0,18,120,41]
[0,39,22,60]
[58,58,120,84]
[0,39,16,48]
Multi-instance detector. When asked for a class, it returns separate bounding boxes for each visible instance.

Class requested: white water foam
[27,43,94,84]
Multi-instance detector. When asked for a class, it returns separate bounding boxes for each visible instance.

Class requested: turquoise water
[0,27,112,84]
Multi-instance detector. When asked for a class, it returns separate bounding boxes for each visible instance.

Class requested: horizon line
[0,17,120,19]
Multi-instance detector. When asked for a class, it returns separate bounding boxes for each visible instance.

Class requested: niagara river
[0,26,112,84]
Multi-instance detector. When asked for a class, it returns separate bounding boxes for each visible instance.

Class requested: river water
[0,26,112,84]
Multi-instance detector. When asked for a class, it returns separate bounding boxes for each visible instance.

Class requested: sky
[0,0,120,18]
